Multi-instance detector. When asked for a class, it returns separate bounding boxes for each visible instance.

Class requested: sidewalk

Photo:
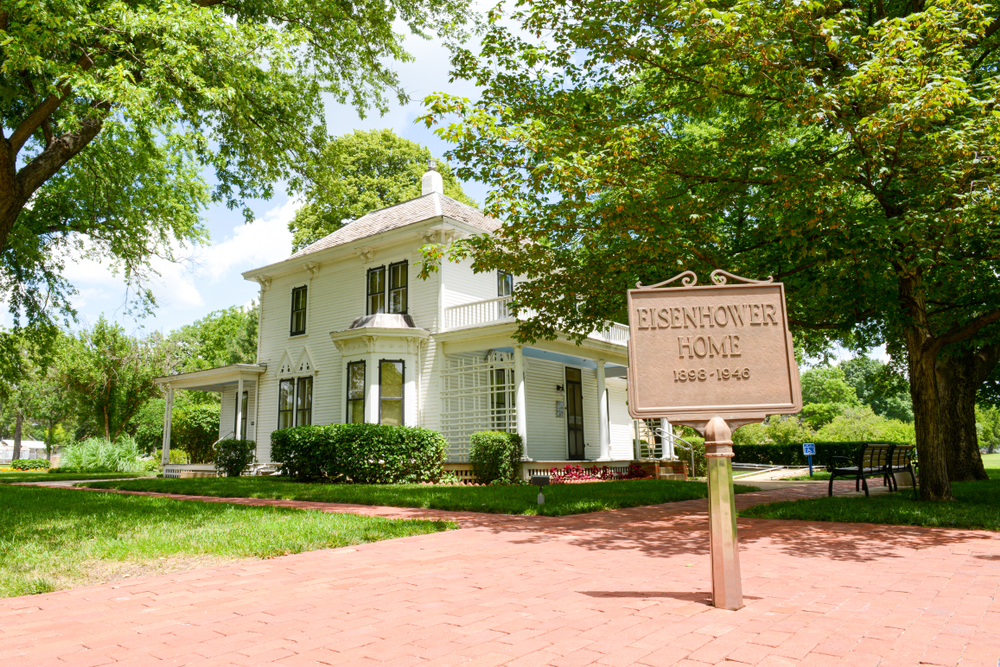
[1,483,998,666]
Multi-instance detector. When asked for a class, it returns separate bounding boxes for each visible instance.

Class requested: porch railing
[443,296,629,347]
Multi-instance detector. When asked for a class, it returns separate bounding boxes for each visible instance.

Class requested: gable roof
[289,192,502,260]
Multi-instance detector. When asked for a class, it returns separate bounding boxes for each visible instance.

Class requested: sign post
[627,270,802,610]
[803,442,816,476]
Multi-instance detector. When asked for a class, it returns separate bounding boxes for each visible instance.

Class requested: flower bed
[548,463,650,484]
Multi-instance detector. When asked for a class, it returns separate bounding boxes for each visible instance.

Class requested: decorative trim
[635,271,698,290]
[709,270,773,285]
[303,262,320,276]
[635,270,772,290]
[255,275,273,291]
[354,246,374,263]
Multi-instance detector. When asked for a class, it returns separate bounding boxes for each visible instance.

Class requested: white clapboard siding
[608,380,633,459]
[442,255,499,310]
[524,358,570,460]
[581,367,602,461]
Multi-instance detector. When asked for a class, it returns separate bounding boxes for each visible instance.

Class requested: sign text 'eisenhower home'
[633,303,782,359]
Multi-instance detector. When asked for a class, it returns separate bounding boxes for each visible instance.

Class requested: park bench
[827,443,895,497]
[884,444,918,499]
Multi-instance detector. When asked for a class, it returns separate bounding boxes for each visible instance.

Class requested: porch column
[513,344,529,459]
[160,385,174,467]
[660,418,672,460]
[235,377,244,439]
[597,360,611,461]
[367,352,380,424]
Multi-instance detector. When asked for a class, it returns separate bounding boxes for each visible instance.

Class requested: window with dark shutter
[290,286,307,336]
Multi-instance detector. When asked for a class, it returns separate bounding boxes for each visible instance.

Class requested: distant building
[0,440,48,463]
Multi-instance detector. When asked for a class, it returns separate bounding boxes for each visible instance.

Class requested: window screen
[290,286,307,335]
[347,361,365,424]
[379,360,404,426]
[367,267,386,314]
[388,261,408,314]
[277,379,295,430]
[296,376,313,426]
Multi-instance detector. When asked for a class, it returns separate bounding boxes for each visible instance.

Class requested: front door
[566,367,585,460]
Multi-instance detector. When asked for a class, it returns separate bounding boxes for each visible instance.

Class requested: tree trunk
[12,411,23,461]
[936,344,999,482]
[901,275,954,500]
[46,420,55,460]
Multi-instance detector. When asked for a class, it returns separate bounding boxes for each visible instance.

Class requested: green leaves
[289,129,476,251]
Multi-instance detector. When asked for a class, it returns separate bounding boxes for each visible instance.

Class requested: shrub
[11,459,50,470]
[215,439,256,477]
[172,403,221,463]
[732,441,910,467]
[59,435,149,473]
[469,431,524,484]
[271,424,447,483]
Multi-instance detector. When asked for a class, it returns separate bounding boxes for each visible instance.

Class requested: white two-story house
[157,166,648,478]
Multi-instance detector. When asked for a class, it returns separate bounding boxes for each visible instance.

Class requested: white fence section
[588,322,630,346]
[443,296,630,347]
[444,296,512,329]
[440,351,516,462]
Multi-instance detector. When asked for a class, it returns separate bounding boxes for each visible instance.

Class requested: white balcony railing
[445,296,513,329]
[443,296,629,347]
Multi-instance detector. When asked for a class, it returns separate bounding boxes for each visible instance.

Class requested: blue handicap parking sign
[802,442,816,456]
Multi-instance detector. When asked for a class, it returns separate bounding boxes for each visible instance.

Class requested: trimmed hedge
[10,459,50,470]
[271,424,447,483]
[214,439,256,477]
[732,441,910,467]
[469,431,524,484]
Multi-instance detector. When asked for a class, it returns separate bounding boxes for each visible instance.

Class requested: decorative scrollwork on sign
[709,270,773,286]
[636,270,698,290]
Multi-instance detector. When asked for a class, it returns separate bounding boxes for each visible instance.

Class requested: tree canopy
[422,0,1000,500]
[290,129,476,251]
[0,0,470,324]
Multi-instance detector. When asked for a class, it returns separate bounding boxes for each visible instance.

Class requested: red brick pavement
[2,483,998,666]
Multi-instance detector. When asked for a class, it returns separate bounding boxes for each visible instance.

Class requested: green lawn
[80,477,760,517]
[0,471,158,484]
[0,484,451,598]
[741,467,1000,530]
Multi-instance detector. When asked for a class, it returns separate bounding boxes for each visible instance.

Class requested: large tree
[290,129,475,251]
[423,0,1000,500]
[0,0,470,322]
[62,317,170,442]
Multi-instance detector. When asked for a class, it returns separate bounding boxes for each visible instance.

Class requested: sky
[61,28,489,337]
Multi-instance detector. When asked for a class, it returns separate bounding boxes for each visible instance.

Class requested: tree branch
[16,110,107,195]
[8,51,97,156]
[932,309,1000,351]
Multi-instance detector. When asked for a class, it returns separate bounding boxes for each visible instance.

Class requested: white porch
[434,322,632,463]
[153,363,267,469]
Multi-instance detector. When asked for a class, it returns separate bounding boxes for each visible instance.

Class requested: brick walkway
[2,483,999,666]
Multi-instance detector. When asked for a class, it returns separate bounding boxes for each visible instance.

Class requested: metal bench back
[889,445,914,467]
[860,444,893,471]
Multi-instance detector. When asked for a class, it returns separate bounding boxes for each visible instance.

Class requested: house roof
[288,192,502,260]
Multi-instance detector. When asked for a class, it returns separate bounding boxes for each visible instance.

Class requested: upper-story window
[389,261,408,313]
[290,286,307,336]
[498,271,512,298]
[367,261,408,315]
[367,267,385,314]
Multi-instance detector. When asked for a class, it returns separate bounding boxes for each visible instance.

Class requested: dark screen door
[566,367,585,460]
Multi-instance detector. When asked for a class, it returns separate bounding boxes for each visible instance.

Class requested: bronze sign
[627,270,802,424]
